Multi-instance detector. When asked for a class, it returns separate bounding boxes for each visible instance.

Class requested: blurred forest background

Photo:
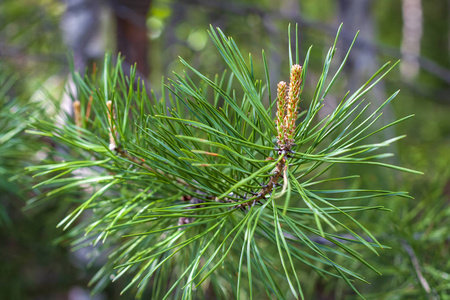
[1,0,449,299]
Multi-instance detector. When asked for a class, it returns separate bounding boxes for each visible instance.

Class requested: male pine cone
[276,64,303,153]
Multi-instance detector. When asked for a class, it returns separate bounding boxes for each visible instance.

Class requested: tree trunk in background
[60,0,103,117]
[111,0,152,78]
[400,0,423,81]
[61,0,152,115]
[61,0,102,73]
[337,0,393,117]
[337,0,380,91]
[337,0,397,166]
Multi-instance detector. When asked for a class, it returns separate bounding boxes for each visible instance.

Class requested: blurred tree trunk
[61,0,102,73]
[60,0,102,117]
[337,0,397,166]
[400,0,423,81]
[61,0,152,115]
[337,0,392,119]
[337,0,379,91]
[111,0,152,78]
[319,0,382,119]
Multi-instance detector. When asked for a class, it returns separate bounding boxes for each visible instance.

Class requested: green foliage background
[1,0,449,299]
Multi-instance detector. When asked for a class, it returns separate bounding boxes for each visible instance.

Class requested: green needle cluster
[27,24,419,299]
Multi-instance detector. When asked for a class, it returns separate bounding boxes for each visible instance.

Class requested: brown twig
[401,239,438,299]
[178,194,206,226]
[105,101,188,186]
[257,158,286,200]
[234,156,286,211]
[113,145,189,188]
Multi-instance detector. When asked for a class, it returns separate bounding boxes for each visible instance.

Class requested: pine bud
[73,100,82,128]
[285,64,302,141]
[106,100,116,151]
[276,81,288,146]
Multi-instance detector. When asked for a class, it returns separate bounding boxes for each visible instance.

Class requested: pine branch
[27,25,420,299]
